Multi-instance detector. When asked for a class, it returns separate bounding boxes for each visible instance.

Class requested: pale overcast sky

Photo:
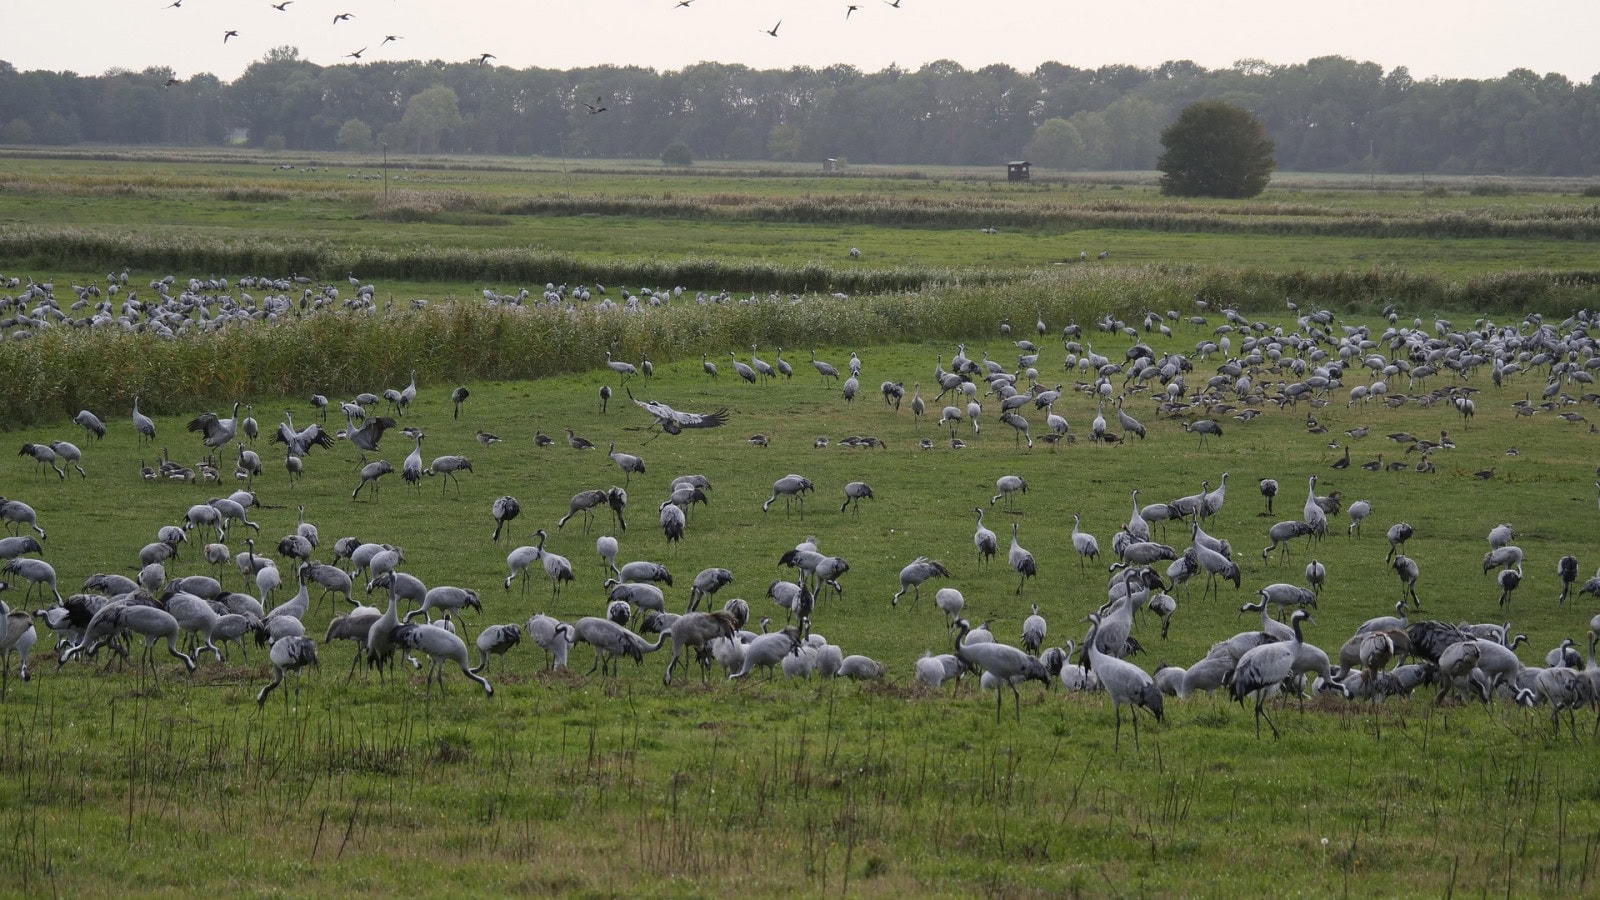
[4,0,1596,83]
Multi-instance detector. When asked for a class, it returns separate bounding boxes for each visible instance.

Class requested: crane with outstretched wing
[629,389,729,438]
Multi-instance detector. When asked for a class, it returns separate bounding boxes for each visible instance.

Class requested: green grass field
[2,152,1600,895]
[4,336,1600,896]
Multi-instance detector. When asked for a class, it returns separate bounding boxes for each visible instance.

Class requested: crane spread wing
[629,390,728,433]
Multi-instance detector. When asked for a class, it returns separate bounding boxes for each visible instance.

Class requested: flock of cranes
[5,265,1600,746]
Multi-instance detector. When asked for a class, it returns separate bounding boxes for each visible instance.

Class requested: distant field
[3,150,1600,282]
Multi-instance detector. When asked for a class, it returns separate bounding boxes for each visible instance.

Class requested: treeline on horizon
[1,49,1597,176]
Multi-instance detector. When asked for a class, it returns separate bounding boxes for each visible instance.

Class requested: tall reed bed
[7,264,1599,427]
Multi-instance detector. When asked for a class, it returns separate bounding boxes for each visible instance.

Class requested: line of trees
[3,50,1600,176]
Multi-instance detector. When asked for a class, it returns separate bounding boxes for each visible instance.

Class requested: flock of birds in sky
[153,0,912,86]
[4,265,1600,745]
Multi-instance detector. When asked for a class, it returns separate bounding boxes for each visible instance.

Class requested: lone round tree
[1157,101,1275,198]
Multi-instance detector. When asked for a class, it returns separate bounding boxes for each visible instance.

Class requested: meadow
[1,151,1600,896]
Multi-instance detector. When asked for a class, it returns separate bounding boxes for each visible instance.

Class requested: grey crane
[525,614,575,670]
[608,442,645,485]
[934,587,965,627]
[1391,554,1420,606]
[401,433,425,489]
[395,369,417,415]
[687,567,733,612]
[1482,545,1524,575]
[1302,476,1327,536]
[1008,521,1037,595]
[1557,555,1579,605]
[1183,419,1223,447]
[662,610,738,684]
[533,529,574,600]
[235,442,262,485]
[1487,522,1514,549]
[605,351,638,381]
[1305,559,1326,596]
[617,560,673,586]
[600,384,612,414]
[999,411,1033,448]
[1071,514,1100,571]
[910,383,925,426]
[504,545,542,594]
[750,345,775,380]
[73,409,106,441]
[344,414,397,463]
[891,557,949,607]
[404,586,482,632]
[767,580,814,624]
[558,489,608,532]
[1082,613,1163,750]
[837,655,884,680]
[1346,499,1371,537]
[491,495,520,541]
[325,612,382,677]
[351,459,393,501]
[256,635,319,708]
[1261,520,1316,561]
[608,576,665,621]
[841,481,874,515]
[1257,583,1317,619]
[67,603,196,684]
[991,474,1027,509]
[597,535,620,576]
[773,348,793,379]
[1230,609,1312,739]
[0,536,42,560]
[1385,522,1413,563]
[426,455,472,496]
[953,618,1049,722]
[1116,398,1146,440]
[0,499,44,541]
[881,380,905,410]
[628,391,730,437]
[1090,396,1108,443]
[131,395,156,446]
[18,443,64,479]
[572,616,668,676]
[2,559,62,604]
[392,623,493,697]
[1201,473,1228,519]
[841,375,859,404]
[729,625,803,680]
[1495,568,1521,607]
[727,352,757,384]
[810,349,839,385]
[1021,604,1047,656]
[659,500,685,544]
[972,507,998,569]
[1124,490,1151,543]
[764,474,814,517]
[701,354,718,379]
[187,401,242,450]
[451,386,469,419]
[1259,478,1277,515]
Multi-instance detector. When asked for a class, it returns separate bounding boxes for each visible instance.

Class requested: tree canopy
[1157,101,1276,197]
[1,52,1598,175]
